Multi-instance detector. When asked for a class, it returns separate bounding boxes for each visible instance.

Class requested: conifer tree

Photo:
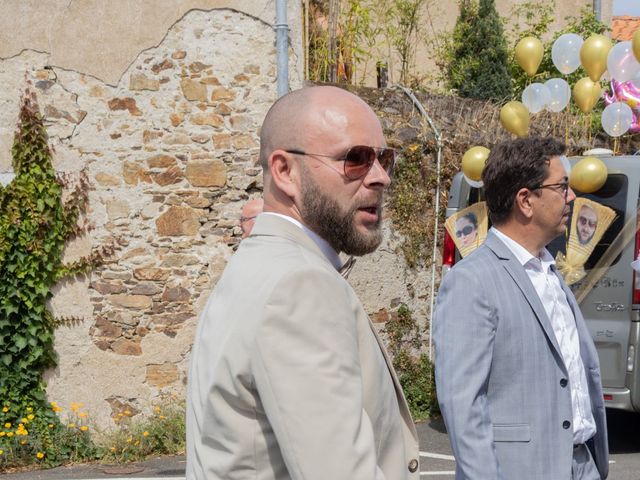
[446,0,511,101]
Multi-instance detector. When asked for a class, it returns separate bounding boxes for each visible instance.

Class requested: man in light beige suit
[186,86,420,479]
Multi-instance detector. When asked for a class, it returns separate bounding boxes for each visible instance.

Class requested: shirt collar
[490,227,555,272]
[261,212,343,270]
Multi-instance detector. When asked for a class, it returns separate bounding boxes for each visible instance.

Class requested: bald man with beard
[186,86,420,480]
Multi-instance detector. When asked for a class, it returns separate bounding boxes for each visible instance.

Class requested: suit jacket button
[560,378,568,387]
[408,459,419,473]
[563,420,571,429]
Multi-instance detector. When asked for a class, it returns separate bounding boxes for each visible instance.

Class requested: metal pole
[593,0,601,21]
[275,0,290,98]
[395,84,443,362]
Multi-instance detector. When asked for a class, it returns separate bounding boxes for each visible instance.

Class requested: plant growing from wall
[442,0,511,101]
[383,304,439,421]
[0,88,111,466]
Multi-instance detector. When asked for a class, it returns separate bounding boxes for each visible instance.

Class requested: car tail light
[443,229,456,272]
[633,224,640,305]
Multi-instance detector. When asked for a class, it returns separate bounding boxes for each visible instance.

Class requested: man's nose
[363,158,391,188]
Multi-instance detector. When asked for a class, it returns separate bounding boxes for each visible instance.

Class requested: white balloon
[463,174,483,188]
[607,41,640,82]
[544,78,571,112]
[552,33,583,74]
[522,83,551,114]
[601,101,633,137]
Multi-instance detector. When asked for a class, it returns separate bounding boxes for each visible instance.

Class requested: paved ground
[3,409,640,479]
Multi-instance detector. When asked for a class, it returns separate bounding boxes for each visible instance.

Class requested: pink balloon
[604,79,640,133]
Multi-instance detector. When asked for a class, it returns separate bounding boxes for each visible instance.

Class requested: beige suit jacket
[187,214,419,479]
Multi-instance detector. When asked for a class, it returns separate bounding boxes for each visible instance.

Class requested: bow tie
[339,256,356,279]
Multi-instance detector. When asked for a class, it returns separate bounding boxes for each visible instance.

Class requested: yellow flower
[80,426,88,432]
[7,432,13,437]
[124,410,131,416]
[126,437,132,443]
[27,414,34,420]
[50,401,57,408]
[4,423,10,428]
[68,423,76,428]
[159,415,166,420]
[154,406,161,414]
[110,447,116,452]
[0,432,5,437]
[0,449,3,455]
[48,424,54,429]
[36,452,44,459]
[143,431,149,437]
[2,407,8,413]
[134,440,140,446]
[21,417,28,424]
[26,407,32,412]
[70,402,84,412]
[117,413,124,417]
[78,412,88,418]
[20,440,27,445]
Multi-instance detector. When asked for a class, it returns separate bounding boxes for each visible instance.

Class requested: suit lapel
[485,233,564,362]
[554,269,599,369]
[252,214,418,440]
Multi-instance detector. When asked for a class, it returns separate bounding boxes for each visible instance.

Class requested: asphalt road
[418,409,640,479]
[3,410,640,479]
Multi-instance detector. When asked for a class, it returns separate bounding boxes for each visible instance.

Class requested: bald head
[259,86,377,171]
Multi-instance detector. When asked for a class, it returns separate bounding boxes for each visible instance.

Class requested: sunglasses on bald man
[285,145,395,181]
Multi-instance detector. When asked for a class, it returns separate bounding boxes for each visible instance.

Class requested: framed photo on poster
[445,202,489,258]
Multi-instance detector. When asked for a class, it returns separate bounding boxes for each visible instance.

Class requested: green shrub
[444,0,511,101]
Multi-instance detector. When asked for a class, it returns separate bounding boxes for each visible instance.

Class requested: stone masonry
[0,3,432,428]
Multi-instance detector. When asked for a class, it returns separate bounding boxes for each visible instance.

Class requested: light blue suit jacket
[434,231,608,479]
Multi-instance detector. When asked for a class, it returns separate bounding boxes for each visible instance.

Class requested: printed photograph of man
[455,212,478,248]
[576,204,598,245]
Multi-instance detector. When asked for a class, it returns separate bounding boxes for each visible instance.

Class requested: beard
[299,173,384,256]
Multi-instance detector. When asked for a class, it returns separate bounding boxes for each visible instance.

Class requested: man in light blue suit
[434,137,608,479]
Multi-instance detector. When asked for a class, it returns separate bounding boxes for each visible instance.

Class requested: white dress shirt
[492,227,597,444]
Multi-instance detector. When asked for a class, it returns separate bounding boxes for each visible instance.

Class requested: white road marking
[420,451,456,461]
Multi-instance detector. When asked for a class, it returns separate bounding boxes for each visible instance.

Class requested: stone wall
[0,4,307,427]
[0,2,431,428]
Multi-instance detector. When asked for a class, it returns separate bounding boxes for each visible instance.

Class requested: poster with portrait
[444,202,489,258]
[557,198,616,285]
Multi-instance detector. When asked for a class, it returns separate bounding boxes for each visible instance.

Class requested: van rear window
[546,174,628,269]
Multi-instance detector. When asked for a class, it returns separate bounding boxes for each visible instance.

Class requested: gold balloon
[572,77,602,113]
[515,36,544,76]
[461,146,490,182]
[633,29,640,63]
[570,156,608,193]
[580,34,612,82]
[500,101,530,137]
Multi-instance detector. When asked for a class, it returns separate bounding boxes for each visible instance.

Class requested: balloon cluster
[500,30,640,138]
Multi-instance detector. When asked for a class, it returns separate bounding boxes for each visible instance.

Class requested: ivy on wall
[0,89,112,463]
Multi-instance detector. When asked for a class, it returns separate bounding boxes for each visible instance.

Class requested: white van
[443,153,640,412]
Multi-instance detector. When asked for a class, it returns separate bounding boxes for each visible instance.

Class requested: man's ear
[514,187,534,219]
[268,150,299,198]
